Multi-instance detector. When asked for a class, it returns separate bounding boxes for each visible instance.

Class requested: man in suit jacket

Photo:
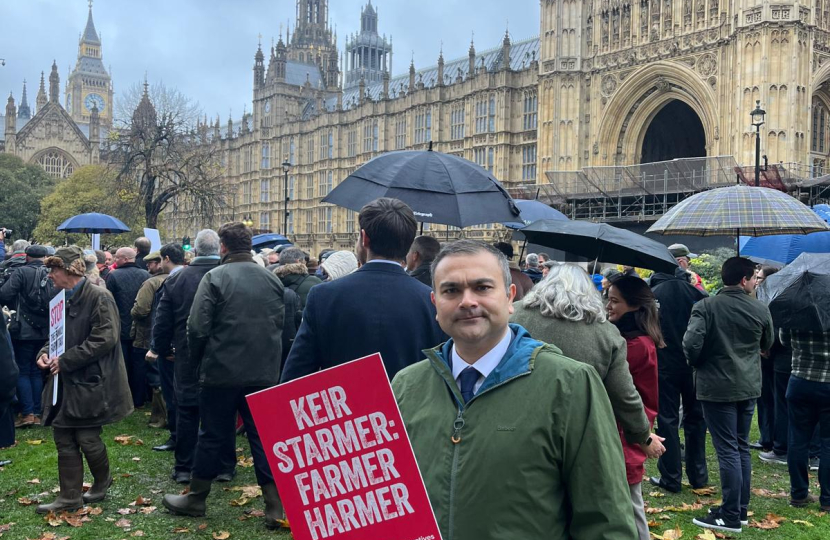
[281,198,447,382]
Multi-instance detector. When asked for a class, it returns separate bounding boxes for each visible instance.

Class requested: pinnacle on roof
[83,0,101,45]
[20,80,29,107]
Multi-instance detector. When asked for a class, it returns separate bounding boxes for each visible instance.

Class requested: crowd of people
[0,195,828,538]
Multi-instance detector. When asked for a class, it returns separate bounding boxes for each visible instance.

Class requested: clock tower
[66,1,113,128]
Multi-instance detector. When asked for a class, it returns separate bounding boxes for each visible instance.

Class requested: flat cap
[144,251,162,262]
[25,245,49,258]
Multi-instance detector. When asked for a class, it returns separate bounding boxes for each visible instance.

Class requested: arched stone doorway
[640,100,707,164]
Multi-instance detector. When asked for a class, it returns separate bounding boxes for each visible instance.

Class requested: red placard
[246,353,442,540]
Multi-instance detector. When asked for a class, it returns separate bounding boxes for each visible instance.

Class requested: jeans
[757,359,775,448]
[192,386,271,485]
[121,341,148,408]
[656,371,709,490]
[159,357,177,439]
[786,376,830,506]
[701,399,756,524]
[13,339,44,416]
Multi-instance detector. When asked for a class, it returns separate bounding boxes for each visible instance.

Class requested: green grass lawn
[0,409,828,539]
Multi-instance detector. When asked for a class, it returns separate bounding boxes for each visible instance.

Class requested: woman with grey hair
[82,250,105,287]
[510,263,664,459]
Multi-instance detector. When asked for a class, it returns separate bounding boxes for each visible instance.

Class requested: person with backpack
[272,247,322,309]
[0,245,55,428]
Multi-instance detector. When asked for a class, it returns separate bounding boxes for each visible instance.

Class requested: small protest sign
[49,289,66,405]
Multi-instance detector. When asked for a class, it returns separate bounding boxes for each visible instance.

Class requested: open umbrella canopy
[322,148,521,228]
[757,253,830,331]
[57,213,131,234]
[251,233,291,253]
[738,204,830,263]
[647,186,830,237]
[519,219,679,273]
[504,199,569,229]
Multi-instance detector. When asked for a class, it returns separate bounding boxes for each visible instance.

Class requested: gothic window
[306,174,315,199]
[260,179,270,203]
[346,209,356,233]
[487,147,495,172]
[523,92,538,131]
[473,147,487,167]
[475,98,488,134]
[395,118,407,149]
[243,146,253,173]
[37,151,74,179]
[261,143,270,169]
[305,209,313,233]
[415,110,431,144]
[373,122,379,152]
[488,95,497,132]
[812,100,828,153]
[451,106,466,140]
[307,137,315,163]
[328,130,334,158]
[289,137,296,164]
[522,145,537,181]
[347,129,358,157]
[287,212,294,235]
[288,175,295,200]
[317,207,332,233]
[260,211,270,231]
[242,182,252,204]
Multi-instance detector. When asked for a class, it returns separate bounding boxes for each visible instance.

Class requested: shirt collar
[451,327,513,380]
[365,259,404,267]
[170,265,184,275]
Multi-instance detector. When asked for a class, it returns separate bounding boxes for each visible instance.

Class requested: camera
[0,228,12,236]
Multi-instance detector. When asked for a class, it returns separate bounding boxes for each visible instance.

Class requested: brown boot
[81,436,112,504]
[14,414,35,428]
[148,389,168,429]
[262,482,287,530]
[162,477,211,517]
[36,454,84,514]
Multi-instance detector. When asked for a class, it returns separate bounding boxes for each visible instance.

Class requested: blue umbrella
[740,204,830,264]
[503,200,569,229]
[252,233,291,253]
[57,213,131,234]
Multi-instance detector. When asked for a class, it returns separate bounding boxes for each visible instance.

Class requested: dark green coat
[392,325,636,540]
[683,286,774,402]
[274,262,322,309]
[188,252,284,388]
[40,279,133,428]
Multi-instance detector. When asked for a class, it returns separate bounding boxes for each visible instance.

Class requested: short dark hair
[134,237,151,253]
[217,222,253,253]
[760,265,779,278]
[160,243,186,265]
[358,198,417,260]
[432,239,511,293]
[279,247,306,265]
[409,235,441,263]
[492,241,514,259]
[538,252,551,262]
[94,249,107,265]
[721,257,757,286]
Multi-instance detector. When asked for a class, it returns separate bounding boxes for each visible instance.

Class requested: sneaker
[759,451,788,465]
[693,511,742,533]
[810,457,820,471]
[708,506,748,526]
[791,494,819,508]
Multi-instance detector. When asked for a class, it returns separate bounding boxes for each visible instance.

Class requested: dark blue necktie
[458,366,480,404]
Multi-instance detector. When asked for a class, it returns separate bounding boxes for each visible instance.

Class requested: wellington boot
[148,389,168,429]
[162,477,211,517]
[262,482,287,530]
[36,457,84,514]
[82,448,112,503]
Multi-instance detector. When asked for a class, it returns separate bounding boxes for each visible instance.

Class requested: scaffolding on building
[509,156,817,223]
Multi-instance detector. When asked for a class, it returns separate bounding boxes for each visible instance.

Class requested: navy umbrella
[322,146,521,228]
[252,233,292,253]
[57,213,131,234]
[520,219,679,273]
[757,253,830,331]
[504,200,569,229]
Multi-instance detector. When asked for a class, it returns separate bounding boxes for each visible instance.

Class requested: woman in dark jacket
[35,246,133,514]
[606,276,665,540]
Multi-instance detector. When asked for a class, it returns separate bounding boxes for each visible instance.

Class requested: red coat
[618,335,659,485]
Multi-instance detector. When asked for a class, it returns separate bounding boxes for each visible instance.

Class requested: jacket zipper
[444,370,531,540]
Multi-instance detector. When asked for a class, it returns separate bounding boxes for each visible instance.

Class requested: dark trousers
[159,358,177,440]
[121,341,148,408]
[757,359,775,448]
[702,399,756,524]
[12,339,44,416]
[174,402,237,476]
[0,407,14,448]
[786,376,830,506]
[146,357,160,388]
[192,386,271,485]
[655,371,709,490]
[773,370,791,456]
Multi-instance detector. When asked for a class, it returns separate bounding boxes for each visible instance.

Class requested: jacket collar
[424,323,546,403]
[190,256,220,266]
[718,285,749,297]
[274,262,308,278]
[220,251,254,265]
[356,261,406,275]
[116,262,139,269]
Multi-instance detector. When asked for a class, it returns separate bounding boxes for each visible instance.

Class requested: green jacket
[274,262,322,309]
[511,303,650,445]
[392,324,636,540]
[683,286,774,402]
[130,272,168,349]
[188,252,285,388]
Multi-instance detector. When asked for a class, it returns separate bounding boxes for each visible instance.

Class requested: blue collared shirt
[451,327,513,395]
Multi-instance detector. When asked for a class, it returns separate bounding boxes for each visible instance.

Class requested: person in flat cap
[668,244,706,293]
[0,244,54,428]
[34,246,132,514]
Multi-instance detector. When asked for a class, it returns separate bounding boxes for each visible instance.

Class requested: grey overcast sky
[0,0,539,120]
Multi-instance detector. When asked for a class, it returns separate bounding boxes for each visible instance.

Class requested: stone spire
[49,60,60,103]
[227,111,234,139]
[275,34,287,80]
[131,77,157,134]
[468,34,476,79]
[17,80,31,119]
[83,0,101,45]
[501,28,511,70]
[5,94,16,152]
[254,39,265,89]
[89,101,100,143]
[409,55,416,92]
[36,72,47,110]
[437,46,445,87]
[382,69,390,99]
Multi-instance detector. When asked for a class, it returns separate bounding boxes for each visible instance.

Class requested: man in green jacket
[684,257,774,534]
[162,222,286,530]
[392,240,636,540]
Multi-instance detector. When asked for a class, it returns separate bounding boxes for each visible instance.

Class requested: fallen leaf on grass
[17,497,38,506]
[138,506,156,515]
[114,435,144,446]
[172,526,190,533]
[646,507,665,514]
[750,488,787,499]
[198,524,208,530]
[237,509,265,521]
[131,457,141,462]
[213,532,231,539]
[236,456,254,468]
[648,491,666,498]
[28,534,70,540]
[45,512,63,527]
[25,439,45,445]
[131,531,146,537]
[650,526,683,539]
[664,502,703,512]
[26,479,41,485]
[647,520,660,528]
[229,497,250,507]
[116,508,137,515]
[129,496,152,506]
[226,485,261,499]
[120,473,132,478]
[808,510,827,518]
[88,507,103,516]
[0,523,13,533]
[115,518,132,528]
[691,487,717,496]
[792,520,814,527]
[749,513,787,530]
[695,531,717,540]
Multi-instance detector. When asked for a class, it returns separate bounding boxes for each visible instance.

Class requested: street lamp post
[282,158,292,237]
[750,100,766,187]
[242,214,254,229]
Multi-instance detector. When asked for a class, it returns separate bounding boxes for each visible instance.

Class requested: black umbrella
[322,145,520,228]
[757,253,830,331]
[519,219,679,273]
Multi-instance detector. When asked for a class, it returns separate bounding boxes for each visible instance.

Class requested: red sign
[246,353,442,540]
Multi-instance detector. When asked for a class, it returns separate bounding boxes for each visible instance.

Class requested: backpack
[19,266,55,329]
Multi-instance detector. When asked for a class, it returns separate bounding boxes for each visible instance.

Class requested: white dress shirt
[451,328,513,395]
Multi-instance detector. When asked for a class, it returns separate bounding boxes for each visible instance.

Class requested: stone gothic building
[0,3,111,178]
